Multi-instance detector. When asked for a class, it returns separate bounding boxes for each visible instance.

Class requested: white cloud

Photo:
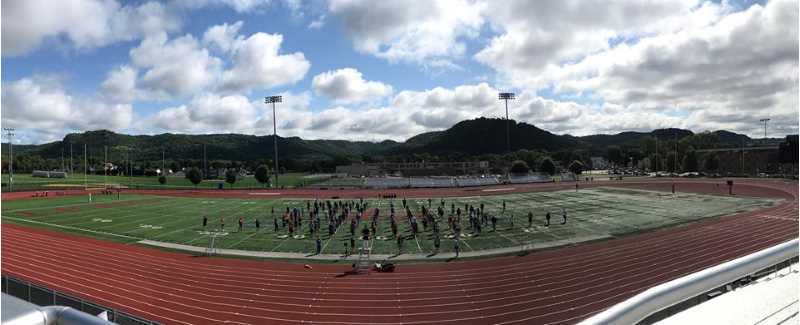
[537,0,799,137]
[312,68,392,103]
[139,91,313,136]
[102,21,309,100]
[2,76,133,142]
[221,32,311,92]
[328,0,485,67]
[170,0,272,13]
[128,32,223,98]
[1,0,179,56]
[475,0,704,86]
[308,15,326,29]
[140,93,258,133]
[100,65,139,102]
[202,21,244,54]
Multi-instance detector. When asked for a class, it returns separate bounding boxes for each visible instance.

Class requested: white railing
[579,238,799,325]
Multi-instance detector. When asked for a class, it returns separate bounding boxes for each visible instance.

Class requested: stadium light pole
[498,92,515,154]
[84,143,87,190]
[4,128,14,191]
[265,95,282,187]
[759,118,770,141]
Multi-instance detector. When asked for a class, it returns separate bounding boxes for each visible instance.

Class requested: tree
[186,167,203,188]
[704,154,720,173]
[665,152,679,172]
[254,165,270,187]
[607,146,623,167]
[540,157,556,175]
[225,169,237,188]
[682,150,699,172]
[568,160,584,175]
[648,153,662,171]
[509,160,530,175]
[158,176,166,185]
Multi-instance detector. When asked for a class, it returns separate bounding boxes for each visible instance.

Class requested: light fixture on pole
[759,118,770,140]
[498,92,515,154]
[4,128,15,192]
[265,95,282,187]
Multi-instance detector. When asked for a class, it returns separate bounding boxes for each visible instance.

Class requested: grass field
[0,172,319,191]
[1,187,779,256]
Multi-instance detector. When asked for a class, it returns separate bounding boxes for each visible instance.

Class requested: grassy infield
[1,187,777,258]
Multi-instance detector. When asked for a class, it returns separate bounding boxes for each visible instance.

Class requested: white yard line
[226,230,261,249]
[495,229,519,244]
[1,215,141,241]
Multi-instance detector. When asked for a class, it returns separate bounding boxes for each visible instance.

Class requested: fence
[578,239,799,325]
[1,274,162,325]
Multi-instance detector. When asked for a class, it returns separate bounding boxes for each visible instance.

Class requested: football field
[1,187,779,256]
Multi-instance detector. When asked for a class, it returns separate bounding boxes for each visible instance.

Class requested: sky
[1,0,797,144]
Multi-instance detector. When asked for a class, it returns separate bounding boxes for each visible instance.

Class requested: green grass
[1,187,779,256]
[0,172,319,191]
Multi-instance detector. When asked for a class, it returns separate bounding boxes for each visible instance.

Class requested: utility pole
[655,137,659,172]
[61,147,65,171]
[127,147,132,187]
[673,132,677,173]
[162,148,165,176]
[760,118,770,140]
[4,128,14,191]
[84,143,87,190]
[740,139,745,175]
[265,95,282,187]
[203,143,207,178]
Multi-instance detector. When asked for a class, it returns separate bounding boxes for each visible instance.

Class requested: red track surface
[2,179,798,324]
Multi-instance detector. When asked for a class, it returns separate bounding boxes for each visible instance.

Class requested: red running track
[1,180,797,324]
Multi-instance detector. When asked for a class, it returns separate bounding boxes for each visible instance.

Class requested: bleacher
[314,177,365,188]
[508,173,552,184]
[409,177,455,188]
[456,177,499,187]
[364,177,410,189]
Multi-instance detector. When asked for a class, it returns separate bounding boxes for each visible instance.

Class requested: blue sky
[2,0,796,144]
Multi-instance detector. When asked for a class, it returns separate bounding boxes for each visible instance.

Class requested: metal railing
[579,238,799,325]
[2,275,162,325]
